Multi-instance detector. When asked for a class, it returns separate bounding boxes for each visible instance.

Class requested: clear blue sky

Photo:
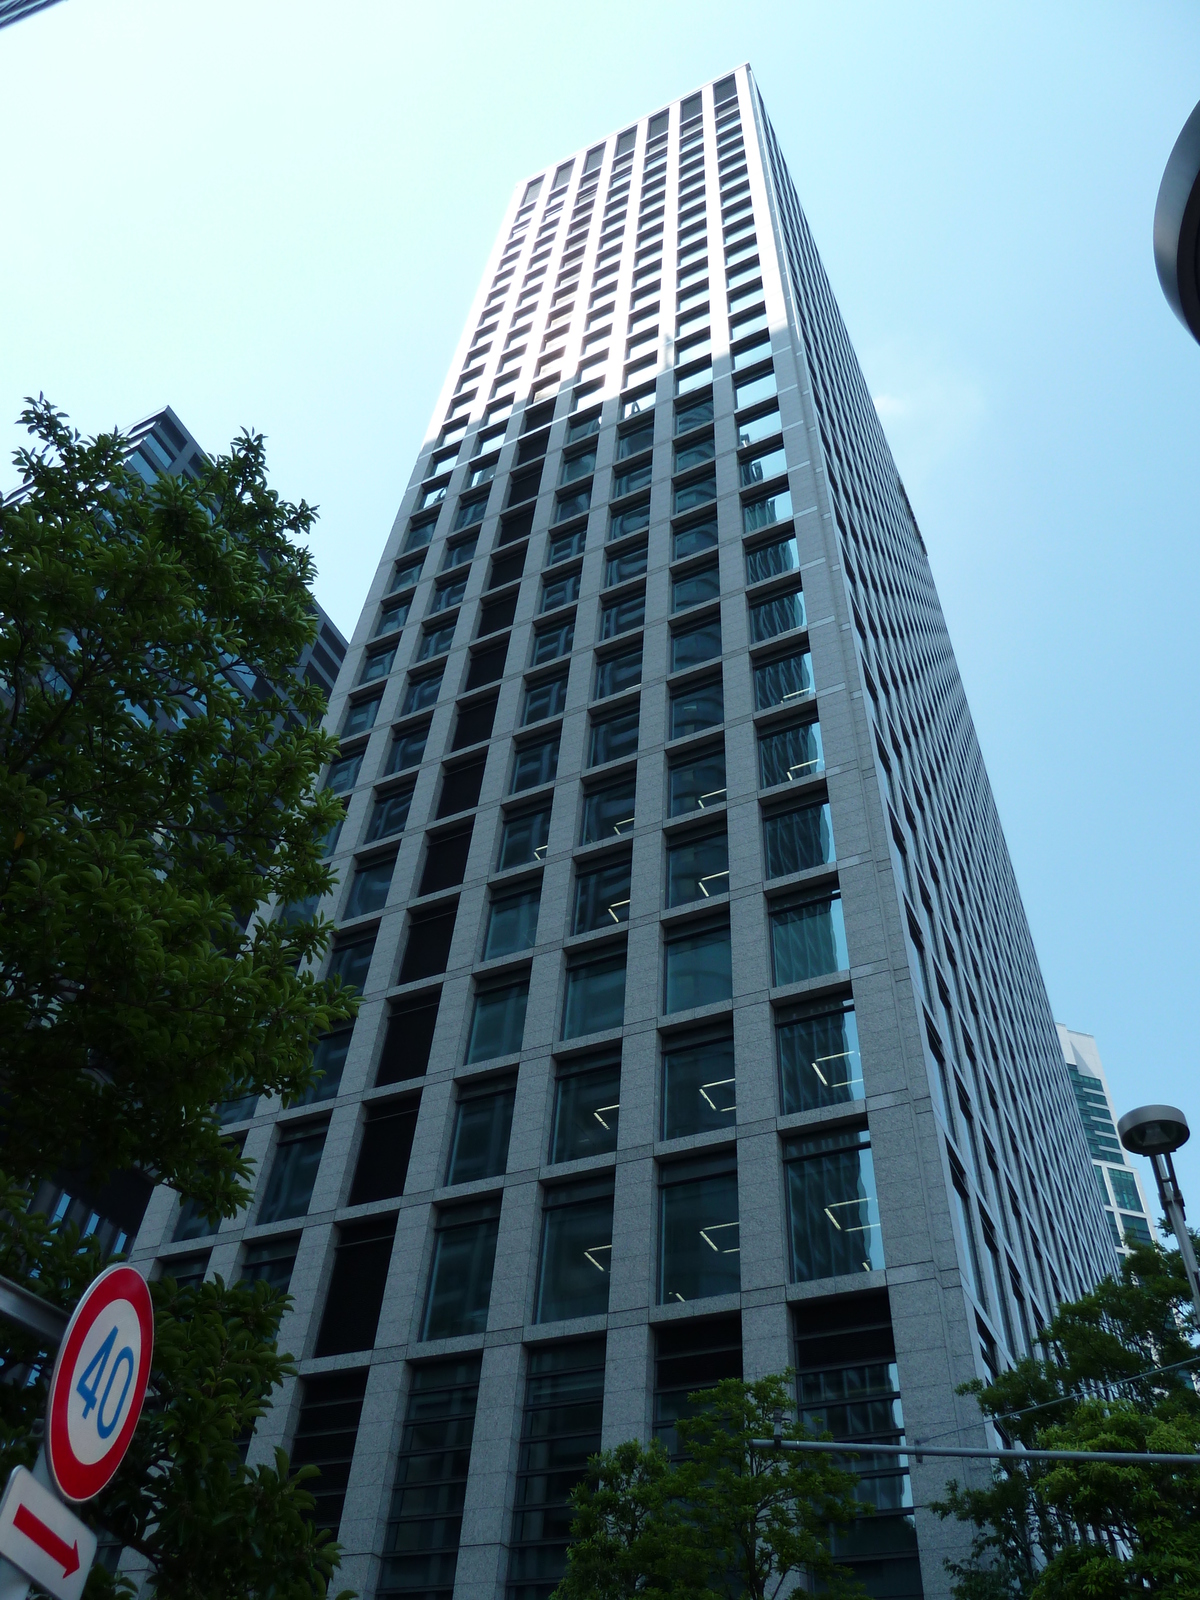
[3,0,1199,1209]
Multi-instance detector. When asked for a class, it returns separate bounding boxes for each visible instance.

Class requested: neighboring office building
[1057,1024,1154,1256]
[24,404,347,1265]
[131,67,1115,1600]
[1154,97,1200,347]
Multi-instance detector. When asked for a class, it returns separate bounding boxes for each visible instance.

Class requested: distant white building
[1057,1025,1155,1255]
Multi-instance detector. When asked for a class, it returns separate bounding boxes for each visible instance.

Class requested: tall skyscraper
[133,67,1115,1600]
[1057,1024,1154,1256]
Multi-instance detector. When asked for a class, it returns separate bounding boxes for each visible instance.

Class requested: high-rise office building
[133,67,1115,1600]
[1057,1024,1154,1256]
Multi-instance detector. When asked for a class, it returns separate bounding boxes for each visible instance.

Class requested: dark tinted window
[314,1215,397,1356]
[437,758,487,818]
[452,695,498,750]
[349,1100,420,1204]
[420,826,473,894]
[399,905,458,982]
[377,991,440,1085]
[466,639,509,689]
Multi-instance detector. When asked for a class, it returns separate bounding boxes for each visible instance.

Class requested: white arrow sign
[0,1467,96,1600]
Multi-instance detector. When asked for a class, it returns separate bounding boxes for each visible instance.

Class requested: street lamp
[1118,1103,1200,1325]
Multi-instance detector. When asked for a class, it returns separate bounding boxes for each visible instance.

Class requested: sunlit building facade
[133,67,1115,1600]
[1057,1024,1154,1257]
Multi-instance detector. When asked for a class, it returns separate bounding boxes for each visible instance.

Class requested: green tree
[0,401,356,1595]
[553,1373,863,1600]
[0,397,352,1216]
[934,1238,1200,1600]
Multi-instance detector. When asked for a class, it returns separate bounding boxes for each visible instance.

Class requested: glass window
[299,1027,352,1104]
[542,570,581,611]
[240,1235,297,1294]
[546,525,587,566]
[589,706,639,766]
[666,831,729,906]
[385,722,429,775]
[580,777,636,844]
[676,396,714,435]
[485,885,541,959]
[453,496,488,532]
[664,922,732,1012]
[468,457,497,489]
[499,806,552,870]
[452,695,498,750]
[556,488,592,522]
[673,474,716,515]
[466,979,529,1062]
[745,533,798,583]
[594,647,642,699]
[677,366,712,397]
[670,678,723,739]
[1109,1169,1142,1212]
[511,736,560,792]
[672,563,719,612]
[750,591,805,642]
[421,1200,501,1339]
[573,856,632,933]
[600,593,645,638]
[662,1034,736,1140]
[753,651,812,710]
[258,1119,328,1224]
[674,435,715,473]
[659,1157,740,1303]
[668,749,727,815]
[777,1001,862,1113]
[345,855,396,919]
[419,623,457,661]
[740,445,787,488]
[523,673,568,725]
[763,801,834,877]
[735,371,777,411]
[562,950,628,1039]
[567,411,601,443]
[769,894,849,985]
[758,720,823,787]
[443,534,478,571]
[609,501,650,542]
[532,619,575,664]
[341,696,381,739]
[671,617,721,672]
[551,1058,621,1162]
[403,670,444,715]
[784,1126,883,1280]
[535,1180,614,1323]
[618,422,654,458]
[613,461,653,500]
[326,751,363,795]
[743,489,793,533]
[620,389,654,420]
[605,542,648,586]
[390,555,424,593]
[399,904,458,978]
[430,576,468,613]
[446,1078,516,1184]
[404,519,436,553]
[328,935,375,994]
[673,518,718,560]
[373,599,408,641]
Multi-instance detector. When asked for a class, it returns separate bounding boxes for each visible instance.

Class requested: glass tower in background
[1057,1023,1154,1257]
[132,67,1116,1600]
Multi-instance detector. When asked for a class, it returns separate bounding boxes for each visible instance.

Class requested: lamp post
[1117,1103,1200,1327]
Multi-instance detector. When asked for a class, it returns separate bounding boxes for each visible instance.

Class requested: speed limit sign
[44,1265,154,1503]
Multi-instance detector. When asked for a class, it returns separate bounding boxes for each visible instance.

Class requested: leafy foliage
[0,398,353,1218]
[553,1373,863,1600]
[0,401,357,1596]
[934,1239,1200,1600]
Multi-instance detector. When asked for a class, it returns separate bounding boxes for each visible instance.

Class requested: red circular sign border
[46,1264,154,1503]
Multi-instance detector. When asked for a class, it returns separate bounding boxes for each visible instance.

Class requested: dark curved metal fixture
[1154,98,1200,345]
